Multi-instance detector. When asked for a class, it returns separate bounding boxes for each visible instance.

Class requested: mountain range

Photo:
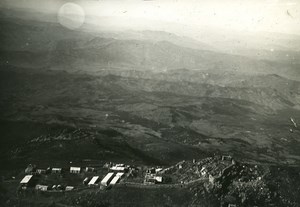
[0,11,300,166]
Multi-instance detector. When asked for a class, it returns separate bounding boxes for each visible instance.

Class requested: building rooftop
[110,166,127,171]
[88,176,99,185]
[65,186,74,191]
[36,184,48,188]
[20,175,33,184]
[116,172,124,177]
[70,167,81,171]
[52,168,62,170]
[110,175,121,185]
[101,172,114,184]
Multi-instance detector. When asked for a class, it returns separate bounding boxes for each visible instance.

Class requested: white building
[155,168,163,173]
[35,184,48,191]
[88,176,100,186]
[116,172,124,178]
[100,172,114,186]
[52,168,62,174]
[20,175,33,187]
[144,175,163,184]
[65,186,74,191]
[110,172,124,185]
[110,166,124,171]
[110,163,129,172]
[83,177,90,185]
[70,167,81,174]
[156,176,163,183]
[200,167,207,176]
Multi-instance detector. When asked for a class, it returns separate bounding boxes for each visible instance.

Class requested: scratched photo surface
[0,1,300,207]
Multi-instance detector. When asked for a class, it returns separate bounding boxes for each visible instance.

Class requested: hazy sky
[1,0,300,35]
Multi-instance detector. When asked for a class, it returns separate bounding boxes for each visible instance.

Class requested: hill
[0,68,300,167]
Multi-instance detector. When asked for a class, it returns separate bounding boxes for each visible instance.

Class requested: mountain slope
[1,17,300,79]
[1,68,300,165]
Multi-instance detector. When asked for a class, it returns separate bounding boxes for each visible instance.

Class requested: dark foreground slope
[1,157,300,207]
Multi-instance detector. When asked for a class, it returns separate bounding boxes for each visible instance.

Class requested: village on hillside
[15,155,261,207]
[19,156,237,192]
[3,152,297,207]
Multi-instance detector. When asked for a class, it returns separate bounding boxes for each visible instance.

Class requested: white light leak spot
[286,54,289,57]
[270,48,274,52]
[58,3,85,30]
